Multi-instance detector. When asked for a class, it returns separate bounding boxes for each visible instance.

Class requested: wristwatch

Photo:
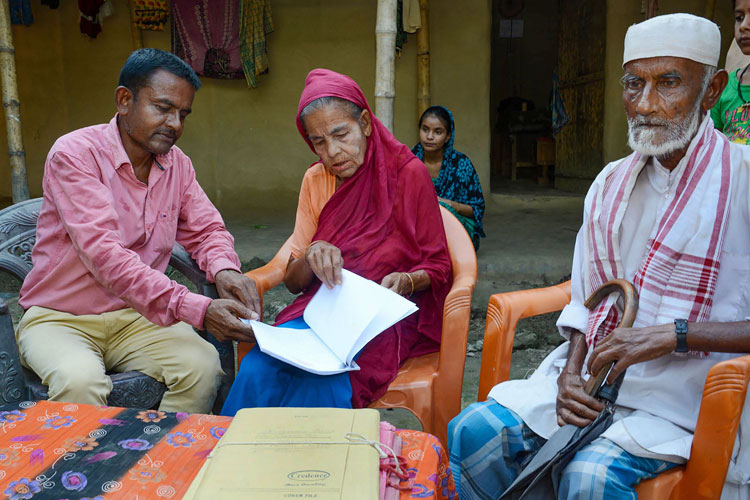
[674,319,689,353]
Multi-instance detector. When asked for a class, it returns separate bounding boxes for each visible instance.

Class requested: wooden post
[0,0,29,202]
[704,0,716,20]
[416,0,430,117]
[375,0,397,132]
[127,0,143,50]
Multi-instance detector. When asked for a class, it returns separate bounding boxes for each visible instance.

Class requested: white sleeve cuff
[556,302,589,340]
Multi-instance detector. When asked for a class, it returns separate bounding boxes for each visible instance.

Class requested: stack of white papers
[247,269,418,375]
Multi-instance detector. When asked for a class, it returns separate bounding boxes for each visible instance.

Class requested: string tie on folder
[344,433,404,475]
[210,433,405,475]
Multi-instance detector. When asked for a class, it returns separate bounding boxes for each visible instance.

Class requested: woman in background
[413,106,485,250]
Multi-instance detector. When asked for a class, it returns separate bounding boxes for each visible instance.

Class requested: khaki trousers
[16,306,223,414]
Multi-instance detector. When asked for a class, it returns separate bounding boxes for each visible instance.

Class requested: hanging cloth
[10,0,33,26]
[239,0,274,88]
[131,0,168,31]
[402,0,421,33]
[171,0,244,79]
[551,72,570,137]
[78,0,113,39]
[396,0,420,53]
[396,0,406,52]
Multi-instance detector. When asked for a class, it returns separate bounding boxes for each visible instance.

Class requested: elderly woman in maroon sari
[221,69,451,414]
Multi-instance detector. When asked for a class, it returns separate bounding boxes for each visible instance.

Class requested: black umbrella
[499,279,638,500]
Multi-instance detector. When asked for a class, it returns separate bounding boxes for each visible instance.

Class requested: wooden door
[555,0,606,192]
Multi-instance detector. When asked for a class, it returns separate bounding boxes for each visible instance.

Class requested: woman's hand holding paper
[305,240,344,289]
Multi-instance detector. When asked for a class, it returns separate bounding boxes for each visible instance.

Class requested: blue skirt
[220,317,354,416]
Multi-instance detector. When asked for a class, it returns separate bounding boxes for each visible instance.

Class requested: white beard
[627,104,702,158]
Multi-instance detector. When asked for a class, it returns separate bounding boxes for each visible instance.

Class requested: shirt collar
[106,113,173,171]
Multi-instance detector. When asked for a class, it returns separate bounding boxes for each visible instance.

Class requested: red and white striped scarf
[585,115,732,350]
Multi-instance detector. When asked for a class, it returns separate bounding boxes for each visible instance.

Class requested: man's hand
[556,370,605,427]
[305,241,343,289]
[381,272,412,296]
[203,299,256,343]
[587,324,676,384]
[215,270,261,317]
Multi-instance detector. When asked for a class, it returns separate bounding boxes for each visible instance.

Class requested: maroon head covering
[276,69,452,407]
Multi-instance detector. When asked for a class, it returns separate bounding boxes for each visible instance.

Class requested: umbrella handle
[582,279,638,397]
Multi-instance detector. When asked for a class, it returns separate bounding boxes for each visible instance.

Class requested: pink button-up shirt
[19,115,241,329]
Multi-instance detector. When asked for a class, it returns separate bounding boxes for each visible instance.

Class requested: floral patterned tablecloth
[0,400,457,500]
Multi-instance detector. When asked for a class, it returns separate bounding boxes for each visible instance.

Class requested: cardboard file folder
[185,408,381,499]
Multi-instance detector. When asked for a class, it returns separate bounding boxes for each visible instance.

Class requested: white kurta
[488,140,750,498]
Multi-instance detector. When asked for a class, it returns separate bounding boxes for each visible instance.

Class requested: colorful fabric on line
[584,114,731,351]
[239,0,274,88]
[171,0,244,79]
[0,400,455,500]
[9,0,32,25]
[276,69,452,408]
[711,68,750,144]
[131,0,168,31]
[412,106,486,247]
[448,401,677,500]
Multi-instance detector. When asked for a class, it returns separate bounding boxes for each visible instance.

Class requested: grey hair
[299,96,363,129]
[700,64,717,94]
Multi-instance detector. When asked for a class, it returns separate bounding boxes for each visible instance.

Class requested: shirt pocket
[151,209,178,255]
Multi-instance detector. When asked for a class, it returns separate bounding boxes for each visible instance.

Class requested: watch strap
[674,319,689,353]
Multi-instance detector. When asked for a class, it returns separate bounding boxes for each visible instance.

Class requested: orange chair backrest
[439,206,477,283]
[436,206,477,385]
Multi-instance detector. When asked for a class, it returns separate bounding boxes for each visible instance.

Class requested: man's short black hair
[118,48,201,97]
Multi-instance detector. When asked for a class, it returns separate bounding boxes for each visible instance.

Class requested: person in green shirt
[712,0,750,143]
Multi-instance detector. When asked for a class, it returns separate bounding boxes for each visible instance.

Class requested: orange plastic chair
[479,281,750,499]
[243,206,477,447]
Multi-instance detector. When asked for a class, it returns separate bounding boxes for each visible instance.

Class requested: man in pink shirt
[16,49,258,414]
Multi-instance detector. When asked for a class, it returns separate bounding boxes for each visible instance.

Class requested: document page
[322,271,419,364]
[250,321,359,375]
[304,270,418,364]
[249,269,419,375]
[302,270,380,364]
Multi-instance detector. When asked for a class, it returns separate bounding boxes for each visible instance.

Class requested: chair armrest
[245,236,294,306]
[168,243,217,299]
[0,230,35,282]
[478,281,571,401]
[436,282,474,382]
[675,355,750,500]
[0,299,28,404]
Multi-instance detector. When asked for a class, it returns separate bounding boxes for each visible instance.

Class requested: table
[0,401,457,499]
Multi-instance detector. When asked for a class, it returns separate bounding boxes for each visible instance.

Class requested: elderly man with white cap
[448,13,750,500]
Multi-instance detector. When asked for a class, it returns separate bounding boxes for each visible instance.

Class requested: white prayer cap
[623,13,721,67]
